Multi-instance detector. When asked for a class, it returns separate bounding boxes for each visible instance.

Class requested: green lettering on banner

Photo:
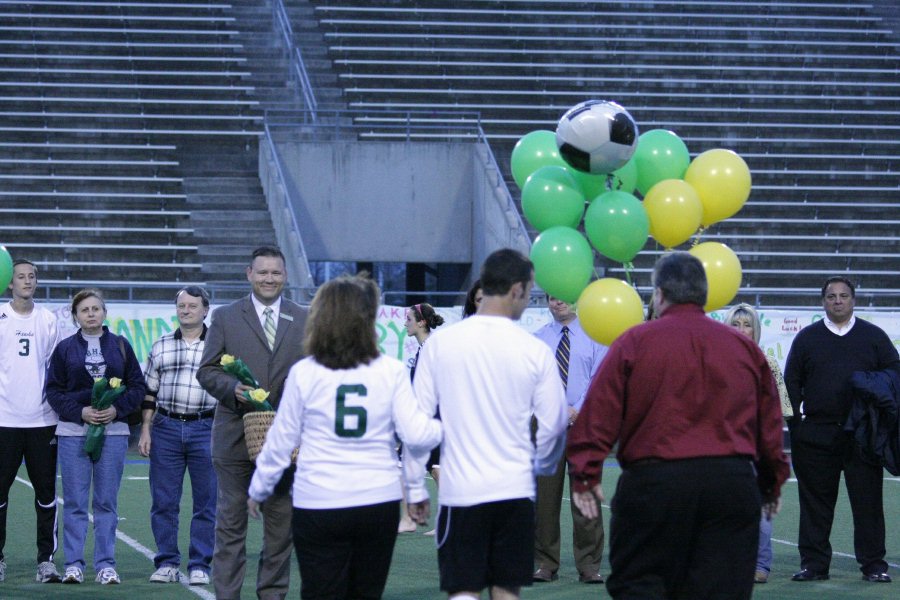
[375,322,388,354]
[110,317,176,364]
[375,320,407,360]
[765,343,787,361]
[385,321,405,360]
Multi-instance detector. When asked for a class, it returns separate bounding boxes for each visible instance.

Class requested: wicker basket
[243,411,275,461]
[242,411,298,463]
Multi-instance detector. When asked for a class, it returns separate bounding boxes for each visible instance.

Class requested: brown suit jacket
[197,294,308,460]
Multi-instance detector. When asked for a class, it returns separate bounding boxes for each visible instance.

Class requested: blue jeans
[149,414,217,573]
[757,512,773,573]
[58,434,128,571]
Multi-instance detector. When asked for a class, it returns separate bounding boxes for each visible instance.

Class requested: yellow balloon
[576,278,645,346]
[689,242,743,312]
[684,149,752,227]
[643,179,703,248]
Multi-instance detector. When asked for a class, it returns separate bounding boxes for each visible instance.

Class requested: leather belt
[158,407,215,421]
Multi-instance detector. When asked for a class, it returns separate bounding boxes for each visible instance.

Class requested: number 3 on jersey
[18,338,30,357]
[335,384,367,438]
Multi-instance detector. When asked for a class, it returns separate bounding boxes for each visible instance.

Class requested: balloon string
[624,261,634,286]
[692,226,706,247]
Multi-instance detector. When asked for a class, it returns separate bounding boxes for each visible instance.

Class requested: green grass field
[3,452,898,599]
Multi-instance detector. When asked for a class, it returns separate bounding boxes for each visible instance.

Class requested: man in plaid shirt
[139,286,217,586]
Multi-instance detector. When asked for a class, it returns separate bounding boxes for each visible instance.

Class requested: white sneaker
[36,561,62,583]
[149,565,180,583]
[62,566,84,584]
[188,570,210,586]
[95,567,120,585]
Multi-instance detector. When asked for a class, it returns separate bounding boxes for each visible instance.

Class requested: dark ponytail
[411,303,444,331]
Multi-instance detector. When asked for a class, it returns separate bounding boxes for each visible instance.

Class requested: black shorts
[436,498,534,593]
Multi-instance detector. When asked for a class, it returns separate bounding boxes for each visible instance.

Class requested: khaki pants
[534,454,604,575]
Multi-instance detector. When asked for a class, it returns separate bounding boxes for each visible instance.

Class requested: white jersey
[411,315,567,507]
[0,302,60,427]
[249,354,442,509]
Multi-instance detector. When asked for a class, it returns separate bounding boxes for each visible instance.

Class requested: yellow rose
[220,354,235,366]
[248,388,270,403]
[108,377,122,389]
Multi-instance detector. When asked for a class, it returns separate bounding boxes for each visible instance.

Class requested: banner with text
[46,303,900,372]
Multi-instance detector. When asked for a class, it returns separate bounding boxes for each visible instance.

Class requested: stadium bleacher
[0,0,294,301]
[311,0,900,306]
[1,0,897,307]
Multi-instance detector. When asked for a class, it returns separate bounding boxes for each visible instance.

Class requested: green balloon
[510,130,568,189]
[521,166,585,232]
[611,157,638,194]
[0,246,12,292]
[633,129,690,196]
[567,168,605,202]
[530,226,594,303]
[567,157,637,201]
[584,191,650,263]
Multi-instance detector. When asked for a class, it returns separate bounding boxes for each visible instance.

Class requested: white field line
[16,475,215,600]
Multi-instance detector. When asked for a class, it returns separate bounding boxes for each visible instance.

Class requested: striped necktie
[556,326,570,390]
[263,307,276,351]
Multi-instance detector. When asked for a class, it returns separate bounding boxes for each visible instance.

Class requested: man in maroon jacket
[567,252,790,600]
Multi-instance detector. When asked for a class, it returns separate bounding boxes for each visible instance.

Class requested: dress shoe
[532,567,558,582]
[792,568,829,581]
[754,570,769,583]
[579,571,605,584]
[862,572,892,583]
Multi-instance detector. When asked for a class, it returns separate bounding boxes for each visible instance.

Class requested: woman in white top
[398,302,445,534]
[248,274,442,600]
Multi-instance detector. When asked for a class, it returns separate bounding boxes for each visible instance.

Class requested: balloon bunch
[0,246,12,292]
[511,103,753,345]
[635,129,751,313]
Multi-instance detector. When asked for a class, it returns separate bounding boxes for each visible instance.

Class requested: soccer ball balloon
[555,100,639,174]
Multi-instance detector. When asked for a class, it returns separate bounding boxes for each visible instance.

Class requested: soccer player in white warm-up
[248,274,442,600]
[0,259,61,584]
[408,248,568,600]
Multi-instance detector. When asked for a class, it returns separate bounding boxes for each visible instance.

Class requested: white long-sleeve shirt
[0,303,60,427]
[249,354,442,509]
[411,315,568,507]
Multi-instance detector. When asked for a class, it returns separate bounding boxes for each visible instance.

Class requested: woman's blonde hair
[723,302,761,344]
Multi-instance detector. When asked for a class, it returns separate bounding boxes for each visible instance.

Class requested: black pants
[791,421,887,575]
[292,500,399,600]
[0,425,58,563]
[607,457,760,600]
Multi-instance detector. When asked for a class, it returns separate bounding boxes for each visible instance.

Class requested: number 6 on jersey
[335,384,367,437]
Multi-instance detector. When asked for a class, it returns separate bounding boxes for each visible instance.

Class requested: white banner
[46,302,900,371]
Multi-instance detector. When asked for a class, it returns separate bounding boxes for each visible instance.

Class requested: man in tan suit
[197,246,308,600]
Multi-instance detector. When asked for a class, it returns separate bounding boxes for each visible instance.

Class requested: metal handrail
[264,107,485,134]
[472,119,531,246]
[272,0,318,120]
[262,119,315,295]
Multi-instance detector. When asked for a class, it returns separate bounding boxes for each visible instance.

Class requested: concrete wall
[267,140,529,270]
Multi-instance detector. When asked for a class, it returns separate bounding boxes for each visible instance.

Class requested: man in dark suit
[197,246,308,600]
